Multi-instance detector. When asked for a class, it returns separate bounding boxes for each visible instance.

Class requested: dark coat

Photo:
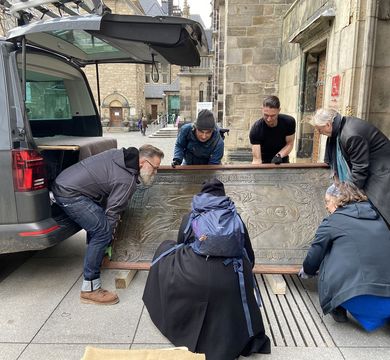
[142,214,270,360]
[52,148,138,228]
[303,202,390,315]
[330,116,390,224]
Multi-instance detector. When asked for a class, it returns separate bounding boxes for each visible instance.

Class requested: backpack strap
[253,274,263,308]
[183,211,199,238]
[150,243,184,266]
[223,257,254,337]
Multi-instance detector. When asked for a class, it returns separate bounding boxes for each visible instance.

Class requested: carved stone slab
[113,165,330,265]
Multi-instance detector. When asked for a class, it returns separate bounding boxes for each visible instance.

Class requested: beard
[139,168,155,187]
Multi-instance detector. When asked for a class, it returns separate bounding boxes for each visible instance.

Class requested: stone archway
[101,92,131,127]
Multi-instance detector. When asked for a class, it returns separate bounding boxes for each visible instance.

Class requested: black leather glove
[171,159,181,168]
[271,154,283,165]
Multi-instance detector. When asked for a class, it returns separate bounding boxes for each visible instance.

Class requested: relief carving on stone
[112,167,330,265]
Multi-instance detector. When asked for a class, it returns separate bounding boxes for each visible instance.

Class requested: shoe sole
[80,297,119,305]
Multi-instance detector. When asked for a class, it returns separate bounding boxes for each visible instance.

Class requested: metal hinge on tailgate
[0,0,111,25]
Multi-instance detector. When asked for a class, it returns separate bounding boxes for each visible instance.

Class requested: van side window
[26,79,71,120]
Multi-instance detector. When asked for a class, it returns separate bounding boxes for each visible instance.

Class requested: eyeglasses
[144,158,159,171]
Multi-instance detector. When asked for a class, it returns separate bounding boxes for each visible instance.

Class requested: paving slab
[0,254,83,342]
[104,131,176,165]
[18,343,129,360]
[244,347,344,359]
[32,269,145,344]
[34,230,87,259]
[300,277,390,346]
[0,343,27,360]
[131,343,175,349]
[340,347,390,360]
[133,305,171,344]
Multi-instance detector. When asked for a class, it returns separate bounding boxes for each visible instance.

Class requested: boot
[330,306,348,323]
[80,288,119,305]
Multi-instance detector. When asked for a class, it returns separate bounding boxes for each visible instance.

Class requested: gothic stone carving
[113,167,330,265]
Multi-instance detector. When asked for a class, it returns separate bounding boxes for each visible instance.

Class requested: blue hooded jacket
[173,123,224,165]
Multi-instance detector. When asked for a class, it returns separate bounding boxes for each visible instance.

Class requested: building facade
[212,0,390,162]
[280,0,390,161]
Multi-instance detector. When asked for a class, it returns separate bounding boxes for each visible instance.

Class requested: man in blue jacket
[52,144,164,305]
[171,110,224,166]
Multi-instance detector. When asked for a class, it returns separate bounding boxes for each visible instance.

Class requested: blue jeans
[54,195,112,282]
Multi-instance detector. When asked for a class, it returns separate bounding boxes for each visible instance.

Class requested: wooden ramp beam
[115,270,138,289]
[264,274,287,295]
[103,259,301,275]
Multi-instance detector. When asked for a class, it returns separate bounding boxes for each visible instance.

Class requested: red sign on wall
[331,75,341,97]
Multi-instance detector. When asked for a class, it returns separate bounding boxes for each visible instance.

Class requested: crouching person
[143,178,271,359]
[299,182,390,331]
[52,145,164,305]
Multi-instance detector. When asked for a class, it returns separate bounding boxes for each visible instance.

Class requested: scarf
[324,114,349,181]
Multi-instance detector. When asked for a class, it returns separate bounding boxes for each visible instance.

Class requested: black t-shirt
[249,113,296,163]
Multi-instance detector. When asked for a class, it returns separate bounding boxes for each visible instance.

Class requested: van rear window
[26,80,71,120]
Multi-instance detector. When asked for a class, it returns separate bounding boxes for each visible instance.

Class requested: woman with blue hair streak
[299,182,390,331]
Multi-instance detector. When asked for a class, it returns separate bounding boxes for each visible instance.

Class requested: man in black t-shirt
[249,95,296,164]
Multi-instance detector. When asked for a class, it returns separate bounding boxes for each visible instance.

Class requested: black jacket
[52,148,139,228]
[303,202,390,314]
[327,116,390,223]
[143,216,270,360]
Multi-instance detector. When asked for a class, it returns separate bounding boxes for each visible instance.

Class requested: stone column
[221,0,294,162]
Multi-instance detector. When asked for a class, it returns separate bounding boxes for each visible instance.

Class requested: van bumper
[0,216,80,254]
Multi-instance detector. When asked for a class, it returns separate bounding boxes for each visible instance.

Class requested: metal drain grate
[257,275,335,347]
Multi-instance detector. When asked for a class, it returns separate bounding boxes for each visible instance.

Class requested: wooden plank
[264,274,286,295]
[157,163,329,171]
[37,145,80,151]
[102,260,301,275]
[115,270,137,289]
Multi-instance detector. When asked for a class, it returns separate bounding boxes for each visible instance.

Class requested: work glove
[271,153,283,165]
[171,159,181,168]
[298,267,313,279]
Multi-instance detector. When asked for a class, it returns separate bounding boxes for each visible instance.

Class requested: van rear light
[12,149,47,191]
[19,225,60,237]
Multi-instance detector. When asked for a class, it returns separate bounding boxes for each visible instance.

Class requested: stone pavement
[103,127,177,166]
[0,232,389,360]
[1,130,389,360]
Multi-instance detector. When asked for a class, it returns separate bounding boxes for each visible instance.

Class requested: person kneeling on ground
[299,182,390,331]
[171,109,224,166]
[52,145,164,305]
[143,178,271,360]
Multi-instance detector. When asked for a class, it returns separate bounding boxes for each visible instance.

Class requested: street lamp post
[162,93,167,127]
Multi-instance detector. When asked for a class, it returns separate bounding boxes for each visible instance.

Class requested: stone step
[103,127,129,133]
[148,134,177,138]
[149,126,178,138]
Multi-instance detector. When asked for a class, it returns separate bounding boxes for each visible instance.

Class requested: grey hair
[326,184,341,197]
[139,144,164,159]
[327,182,368,208]
[311,108,338,126]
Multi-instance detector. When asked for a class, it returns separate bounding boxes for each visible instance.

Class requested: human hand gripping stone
[171,159,181,168]
[298,267,313,279]
[271,153,283,164]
